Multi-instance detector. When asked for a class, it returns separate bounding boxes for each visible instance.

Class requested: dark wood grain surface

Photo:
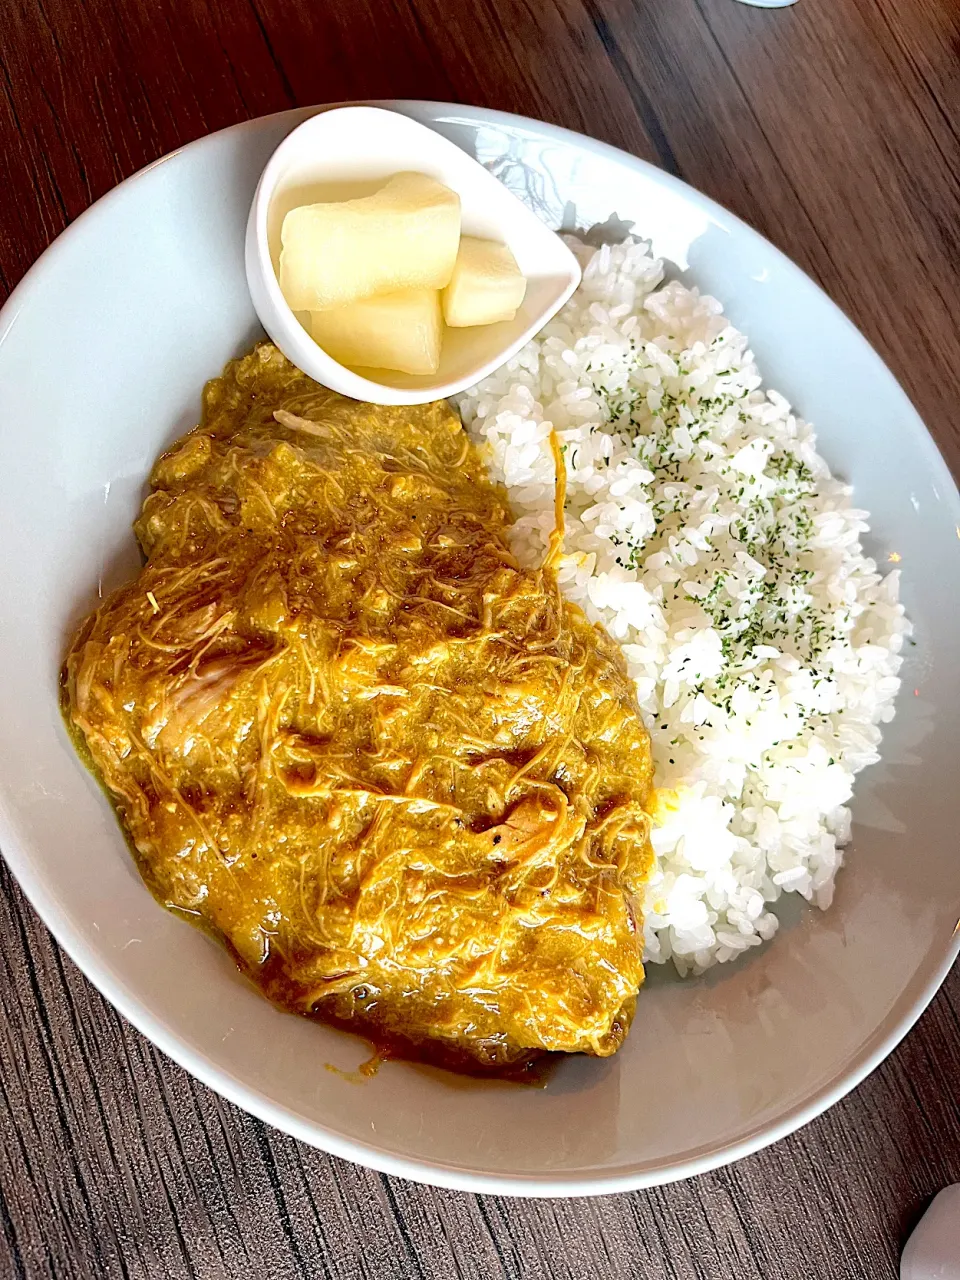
[2,1,959,1276]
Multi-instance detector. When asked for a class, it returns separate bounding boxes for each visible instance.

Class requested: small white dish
[245,106,581,405]
[901,1185,960,1279]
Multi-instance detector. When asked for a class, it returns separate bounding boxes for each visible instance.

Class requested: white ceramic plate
[0,103,957,1197]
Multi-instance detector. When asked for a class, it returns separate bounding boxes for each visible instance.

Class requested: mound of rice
[455,237,910,976]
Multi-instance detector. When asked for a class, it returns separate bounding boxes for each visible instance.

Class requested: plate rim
[0,100,957,1198]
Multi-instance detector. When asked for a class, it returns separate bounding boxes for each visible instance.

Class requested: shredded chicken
[62,343,655,1075]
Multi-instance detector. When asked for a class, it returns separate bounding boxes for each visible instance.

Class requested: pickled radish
[442,236,526,327]
[310,289,442,375]
[280,173,460,312]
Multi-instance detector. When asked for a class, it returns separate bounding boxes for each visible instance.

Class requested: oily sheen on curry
[62,343,655,1075]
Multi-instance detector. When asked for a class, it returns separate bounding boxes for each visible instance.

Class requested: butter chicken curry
[62,343,655,1075]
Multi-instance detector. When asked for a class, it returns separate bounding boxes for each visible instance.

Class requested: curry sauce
[62,343,655,1074]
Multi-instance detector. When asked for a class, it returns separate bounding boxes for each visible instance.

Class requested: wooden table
[2,1,959,1275]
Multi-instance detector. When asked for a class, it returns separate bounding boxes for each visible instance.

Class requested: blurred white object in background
[734,0,798,7]
[901,1186,960,1280]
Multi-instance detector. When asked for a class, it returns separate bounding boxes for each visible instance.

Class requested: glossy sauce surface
[63,344,654,1073]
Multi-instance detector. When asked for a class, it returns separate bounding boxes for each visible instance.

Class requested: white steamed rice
[455,236,910,976]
